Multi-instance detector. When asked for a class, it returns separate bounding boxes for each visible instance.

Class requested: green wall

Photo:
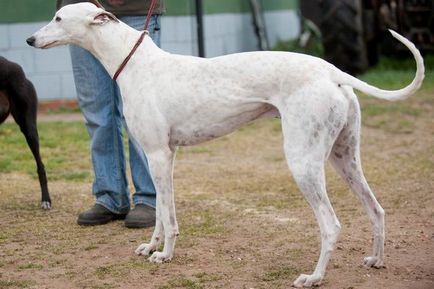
[0,0,297,23]
[0,0,56,23]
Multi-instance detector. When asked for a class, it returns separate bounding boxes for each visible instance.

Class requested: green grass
[18,263,44,270]
[356,54,434,132]
[0,279,33,288]
[158,273,221,289]
[180,209,227,237]
[260,266,300,282]
[360,54,434,91]
[44,106,81,114]
[0,122,91,182]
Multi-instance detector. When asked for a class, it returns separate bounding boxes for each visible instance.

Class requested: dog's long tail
[332,30,425,101]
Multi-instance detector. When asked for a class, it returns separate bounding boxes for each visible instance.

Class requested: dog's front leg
[135,148,179,263]
[135,218,163,256]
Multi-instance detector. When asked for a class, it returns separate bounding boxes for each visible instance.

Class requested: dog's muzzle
[26,36,36,47]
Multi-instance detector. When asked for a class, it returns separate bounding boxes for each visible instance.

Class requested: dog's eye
[55,16,62,22]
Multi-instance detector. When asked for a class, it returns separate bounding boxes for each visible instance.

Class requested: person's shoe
[125,204,156,228]
[77,204,127,226]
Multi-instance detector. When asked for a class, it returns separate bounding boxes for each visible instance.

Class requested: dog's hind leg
[9,80,51,209]
[283,127,341,287]
[0,91,10,124]
[135,147,179,263]
[278,84,346,287]
[329,87,385,268]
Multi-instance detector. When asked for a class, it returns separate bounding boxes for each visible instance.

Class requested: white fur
[29,3,424,287]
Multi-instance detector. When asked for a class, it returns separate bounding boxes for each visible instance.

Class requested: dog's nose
[26,36,35,46]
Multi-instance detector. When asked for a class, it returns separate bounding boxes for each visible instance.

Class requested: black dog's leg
[9,80,51,209]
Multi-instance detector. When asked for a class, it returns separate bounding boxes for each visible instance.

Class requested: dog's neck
[82,22,161,78]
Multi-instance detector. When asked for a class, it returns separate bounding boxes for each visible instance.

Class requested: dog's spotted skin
[28,3,424,287]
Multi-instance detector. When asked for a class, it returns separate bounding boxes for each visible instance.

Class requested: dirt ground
[0,91,433,289]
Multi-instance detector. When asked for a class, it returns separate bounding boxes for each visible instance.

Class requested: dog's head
[27,2,118,49]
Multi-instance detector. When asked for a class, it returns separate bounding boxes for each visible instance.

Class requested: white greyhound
[27,3,424,287]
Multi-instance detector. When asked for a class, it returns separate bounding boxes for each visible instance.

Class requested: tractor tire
[319,0,369,75]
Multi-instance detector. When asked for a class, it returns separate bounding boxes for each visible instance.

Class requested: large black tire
[319,0,369,75]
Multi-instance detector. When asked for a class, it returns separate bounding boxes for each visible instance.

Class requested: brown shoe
[125,204,155,228]
[77,204,127,226]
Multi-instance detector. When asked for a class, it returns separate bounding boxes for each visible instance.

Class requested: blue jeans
[69,16,161,214]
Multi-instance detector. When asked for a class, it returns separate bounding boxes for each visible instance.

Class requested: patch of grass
[192,272,221,283]
[95,265,116,278]
[0,122,91,182]
[360,54,434,91]
[359,104,419,132]
[260,266,300,281]
[255,193,302,210]
[0,232,9,241]
[361,116,416,133]
[44,106,81,114]
[361,103,421,117]
[397,120,415,130]
[181,209,226,237]
[356,55,433,133]
[48,259,68,268]
[90,284,117,289]
[17,263,43,270]
[0,279,33,288]
[179,147,214,155]
[57,171,91,182]
[159,275,204,289]
[93,259,155,280]
[84,245,99,251]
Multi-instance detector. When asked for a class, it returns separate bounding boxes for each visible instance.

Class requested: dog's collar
[113,0,158,81]
[113,30,148,81]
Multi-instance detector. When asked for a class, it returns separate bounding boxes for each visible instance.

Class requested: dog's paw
[148,251,171,264]
[41,201,51,210]
[293,273,322,288]
[363,256,385,268]
[135,243,156,256]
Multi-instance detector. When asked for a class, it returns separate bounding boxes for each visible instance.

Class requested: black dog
[0,56,51,209]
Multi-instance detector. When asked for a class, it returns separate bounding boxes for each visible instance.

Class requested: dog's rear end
[0,91,10,124]
[0,56,51,209]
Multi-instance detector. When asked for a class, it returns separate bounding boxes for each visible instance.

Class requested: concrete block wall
[162,10,299,56]
[1,22,75,100]
[0,10,299,100]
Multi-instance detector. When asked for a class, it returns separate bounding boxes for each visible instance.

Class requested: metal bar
[195,0,205,57]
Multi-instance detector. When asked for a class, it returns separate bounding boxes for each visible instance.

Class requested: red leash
[113,0,158,81]
[144,0,159,31]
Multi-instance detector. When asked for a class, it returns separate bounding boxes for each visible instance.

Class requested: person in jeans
[56,0,165,228]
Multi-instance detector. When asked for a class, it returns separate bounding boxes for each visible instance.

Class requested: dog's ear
[91,11,119,25]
